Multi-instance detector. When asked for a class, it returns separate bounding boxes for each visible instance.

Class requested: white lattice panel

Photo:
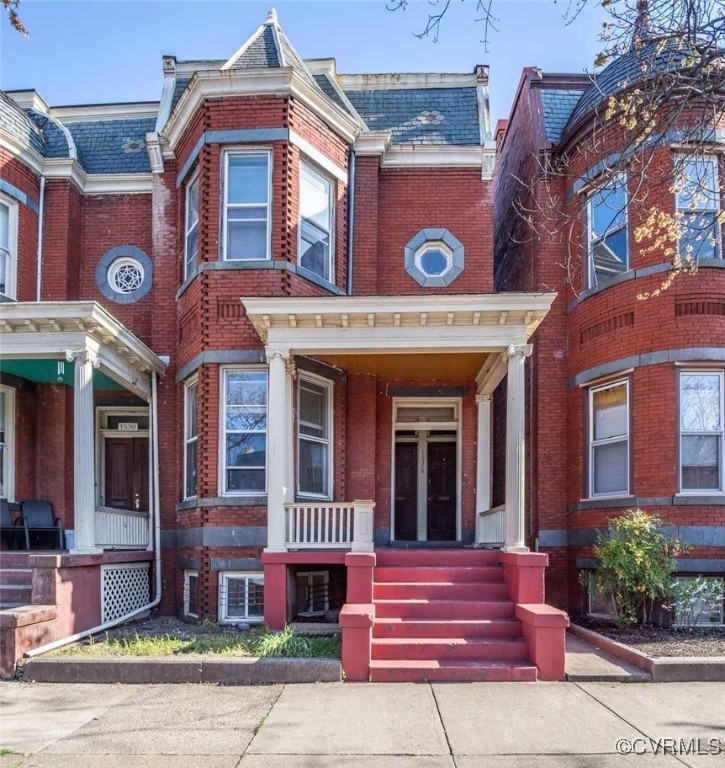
[101,563,150,623]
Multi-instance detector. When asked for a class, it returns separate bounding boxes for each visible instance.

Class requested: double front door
[394,436,457,541]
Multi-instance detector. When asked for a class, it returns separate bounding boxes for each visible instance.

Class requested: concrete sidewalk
[0,680,723,767]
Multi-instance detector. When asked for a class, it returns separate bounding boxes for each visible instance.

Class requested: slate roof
[540,89,586,144]
[230,24,281,69]
[0,90,45,155]
[171,76,192,113]
[64,118,156,173]
[312,74,354,116]
[27,111,73,158]
[343,87,480,145]
[566,39,694,131]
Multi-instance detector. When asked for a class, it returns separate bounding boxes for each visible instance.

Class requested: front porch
[0,302,166,553]
[242,293,555,559]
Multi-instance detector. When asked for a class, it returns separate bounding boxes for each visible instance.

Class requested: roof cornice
[162,68,361,149]
[49,103,159,122]
[339,72,483,90]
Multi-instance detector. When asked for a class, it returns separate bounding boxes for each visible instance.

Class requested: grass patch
[0,748,12,756]
[61,626,341,658]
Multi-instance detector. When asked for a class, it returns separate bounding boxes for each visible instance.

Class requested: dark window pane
[679,212,720,261]
[227,468,266,493]
[682,435,720,490]
[299,439,328,496]
[592,441,628,495]
[420,248,449,276]
[185,441,197,498]
[226,433,266,468]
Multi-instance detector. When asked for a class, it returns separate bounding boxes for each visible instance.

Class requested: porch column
[503,344,531,552]
[265,346,292,552]
[67,349,100,553]
[475,393,492,517]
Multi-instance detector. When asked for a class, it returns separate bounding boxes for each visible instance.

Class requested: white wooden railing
[477,503,506,547]
[95,507,150,549]
[285,500,374,552]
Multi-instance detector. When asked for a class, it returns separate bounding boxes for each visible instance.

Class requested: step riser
[374,583,509,601]
[0,569,32,586]
[375,550,500,567]
[369,665,538,683]
[372,642,529,662]
[374,566,503,583]
[0,586,31,603]
[373,620,522,639]
[0,554,32,568]
[375,601,515,620]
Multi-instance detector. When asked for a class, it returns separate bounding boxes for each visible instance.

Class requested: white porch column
[265,346,292,552]
[475,393,492,542]
[67,349,101,553]
[503,344,532,552]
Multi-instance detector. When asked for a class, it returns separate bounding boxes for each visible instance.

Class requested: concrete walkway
[0,680,723,767]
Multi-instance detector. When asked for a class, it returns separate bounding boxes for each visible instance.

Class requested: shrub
[583,509,685,627]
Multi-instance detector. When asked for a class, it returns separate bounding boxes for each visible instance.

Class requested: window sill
[176,495,267,511]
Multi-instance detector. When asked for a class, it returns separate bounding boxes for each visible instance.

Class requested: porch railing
[477,503,505,547]
[95,507,150,549]
[285,500,374,552]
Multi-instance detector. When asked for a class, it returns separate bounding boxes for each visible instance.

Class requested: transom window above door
[223,152,271,261]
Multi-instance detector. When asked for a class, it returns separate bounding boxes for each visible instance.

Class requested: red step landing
[370,549,536,683]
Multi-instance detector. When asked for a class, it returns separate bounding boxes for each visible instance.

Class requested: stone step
[369,659,538,683]
[0,585,32,604]
[374,599,515,620]
[373,581,510,601]
[373,618,522,639]
[0,568,32,586]
[375,550,500,568]
[372,637,529,662]
[0,553,32,568]
[374,566,504,584]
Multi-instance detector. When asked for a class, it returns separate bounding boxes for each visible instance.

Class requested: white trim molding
[0,385,16,502]
[242,293,555,355]
[162,69,361,149]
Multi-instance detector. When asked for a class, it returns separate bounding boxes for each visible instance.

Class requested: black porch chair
[20,500,65,550]
[0,499,24,549]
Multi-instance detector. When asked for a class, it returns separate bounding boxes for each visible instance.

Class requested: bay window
[297,376,332,499]
[589,379,629,497]
[587,176,628,289]
[183,377,198,499]
[680,370,724,492]
[223,152,271,261]
[222,369,268,494]
[675,156,721,261]
[0,197,18,299]
[299,161,333,282]
[184,172,199,279]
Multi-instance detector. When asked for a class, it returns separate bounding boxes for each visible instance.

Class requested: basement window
[184,570,199,618]
[219,572,264,624]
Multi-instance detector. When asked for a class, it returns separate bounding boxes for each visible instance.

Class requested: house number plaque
[118,422,139,431]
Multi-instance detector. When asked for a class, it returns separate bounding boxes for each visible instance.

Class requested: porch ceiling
[315,352,488,380]
[0,302,166,399]
[242,293,556,355]
[0,358,124,389]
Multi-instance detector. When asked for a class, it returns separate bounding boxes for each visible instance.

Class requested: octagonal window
[404,228,464,287]
[417,243,452,277]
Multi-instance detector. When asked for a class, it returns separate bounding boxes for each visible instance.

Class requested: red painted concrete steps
[370,549,537,682]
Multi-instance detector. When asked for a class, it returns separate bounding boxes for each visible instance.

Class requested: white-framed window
[222,368,268,495]
[589,379,629,497]
[680,370,724,492]
[219,571,264,623]
[299,161,334,282]
[675,155,721,261]
[183,570,199,618]
[296,570,330,616]
[672,576,724,627]
[0,196,19,300]
[587,175,628,289]
[0,386,15,501]
[223,151,271,261]
[184,171,200,279]
[183,377,198,500]
[297,375,332,499]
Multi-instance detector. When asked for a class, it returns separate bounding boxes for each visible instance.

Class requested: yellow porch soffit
[242,293,556,354]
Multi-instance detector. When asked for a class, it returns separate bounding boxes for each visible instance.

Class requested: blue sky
[1,0,606,124]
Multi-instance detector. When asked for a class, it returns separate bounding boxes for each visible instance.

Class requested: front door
[427,441,456,540]
[394,442,418,541]
[104,438,149,512]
